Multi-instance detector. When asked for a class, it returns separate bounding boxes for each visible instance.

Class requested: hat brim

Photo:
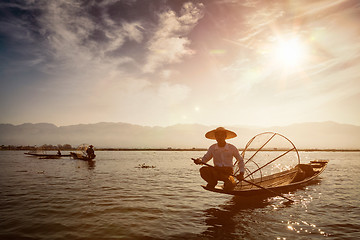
[205,128,237,140]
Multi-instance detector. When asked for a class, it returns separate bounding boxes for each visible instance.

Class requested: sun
[272,37,307,67]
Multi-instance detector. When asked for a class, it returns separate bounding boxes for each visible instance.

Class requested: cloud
[122,22,145,43]
[1,1,204,83]
[143,2,204,73]
[40,1,117,71]
[0,1,204,79]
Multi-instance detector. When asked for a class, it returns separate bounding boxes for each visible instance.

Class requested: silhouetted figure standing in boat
[86,145,95,159]
[57,150,61,156]
[194,127,245,190]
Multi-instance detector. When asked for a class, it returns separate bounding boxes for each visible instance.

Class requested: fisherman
[193,127,245,190]
[57,150,61,156]
[86,145,95,159]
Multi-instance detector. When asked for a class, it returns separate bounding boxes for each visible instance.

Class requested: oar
[191,158,294,203]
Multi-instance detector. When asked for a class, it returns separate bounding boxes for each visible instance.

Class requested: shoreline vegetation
[1,145,359,152]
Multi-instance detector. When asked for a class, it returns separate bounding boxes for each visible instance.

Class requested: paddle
[191,158,294,203]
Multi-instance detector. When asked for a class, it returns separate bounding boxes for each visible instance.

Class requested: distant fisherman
[193,127,245,190]
[86,145,96,159]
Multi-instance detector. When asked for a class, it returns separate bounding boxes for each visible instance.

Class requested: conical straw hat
[205,127,237,140]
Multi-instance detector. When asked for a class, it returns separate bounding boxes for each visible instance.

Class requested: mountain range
[0,121,359,149]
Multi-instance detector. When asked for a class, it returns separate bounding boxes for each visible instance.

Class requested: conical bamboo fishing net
[234,132,300,186]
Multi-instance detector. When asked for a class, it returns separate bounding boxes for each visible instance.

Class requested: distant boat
[69,143,96,161]
[24,152,71,158]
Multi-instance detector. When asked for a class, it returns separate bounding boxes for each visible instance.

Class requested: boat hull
[70,152,96,161]
[202,160,329,197]
[25,153,71,157]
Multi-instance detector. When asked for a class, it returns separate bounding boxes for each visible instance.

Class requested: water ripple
[0,151,359,239]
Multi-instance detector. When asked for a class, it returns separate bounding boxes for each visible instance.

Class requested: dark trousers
[199,166,235,188]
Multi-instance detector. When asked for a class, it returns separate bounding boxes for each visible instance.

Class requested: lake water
[0,150,359,239]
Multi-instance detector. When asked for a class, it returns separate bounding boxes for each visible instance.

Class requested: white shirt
[201,143,245,172]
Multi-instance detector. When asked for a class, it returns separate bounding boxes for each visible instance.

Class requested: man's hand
[235,172,244,181]
[193,158,203,165]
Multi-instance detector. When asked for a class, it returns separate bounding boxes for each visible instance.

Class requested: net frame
[75,144,91,157]
[234,132,300,186]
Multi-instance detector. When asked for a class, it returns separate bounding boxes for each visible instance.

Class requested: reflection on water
[285,219,329,237]
[200,196,298,240]
[202,197,270,239]
[73,158,96,170]
[87,160,96,169]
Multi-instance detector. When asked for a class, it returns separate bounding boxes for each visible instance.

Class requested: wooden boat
[202,160,329,196]
[25,152,71,157]
[198,132,329,199]
[70,152,96,161]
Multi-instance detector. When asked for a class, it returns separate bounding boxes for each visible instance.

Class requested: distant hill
[0,121,359,149]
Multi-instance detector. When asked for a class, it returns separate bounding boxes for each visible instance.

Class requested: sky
[0,0,359,127]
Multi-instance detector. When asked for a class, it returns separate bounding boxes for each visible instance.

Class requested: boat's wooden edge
[201,185,283,197]
[25,153,71,157]
[301,159,329,181]
[201,185,237,195]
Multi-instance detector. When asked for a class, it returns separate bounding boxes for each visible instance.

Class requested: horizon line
[2,146,360,152]
[1,120,360,128]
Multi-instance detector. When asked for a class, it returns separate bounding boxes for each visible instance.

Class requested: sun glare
[273,37,307,67]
